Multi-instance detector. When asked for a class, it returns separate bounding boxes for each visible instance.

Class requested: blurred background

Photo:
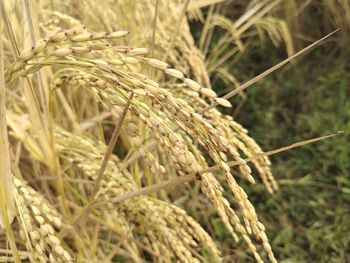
[187,1,350,262]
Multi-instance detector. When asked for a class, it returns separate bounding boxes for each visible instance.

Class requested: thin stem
[162,0,190,61]
[96,131,343,206]
[91,92,134,199]
[150,0,159,59]
[23,0,36,44]
[0,1,20,57]
[201,29,339,113]
[149,0,159,79]
[59,92,134,239]
[0,29,19,263]
[199,4,215,52]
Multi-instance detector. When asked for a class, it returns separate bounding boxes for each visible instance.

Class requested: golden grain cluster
[0,0,339,262]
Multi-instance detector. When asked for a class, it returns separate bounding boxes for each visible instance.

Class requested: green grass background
[233,46,350,262]
[190,6,350,262]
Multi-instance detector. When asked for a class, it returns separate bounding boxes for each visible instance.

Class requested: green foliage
[227,43,350,262]
[186,1,350,261]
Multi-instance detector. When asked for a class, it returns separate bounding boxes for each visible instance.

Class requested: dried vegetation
[0,0,341,262]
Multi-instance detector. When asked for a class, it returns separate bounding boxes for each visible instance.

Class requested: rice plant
[0,0,341,262]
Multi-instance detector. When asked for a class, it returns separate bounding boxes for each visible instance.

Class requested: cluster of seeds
[52,65,276,262]
[13,177,72,263]
[53,127,221,262]
[46,49,277,261]
[6,25,129,77]
[6,25,223,107]
[2,3,280,260]
[168,84,278,193]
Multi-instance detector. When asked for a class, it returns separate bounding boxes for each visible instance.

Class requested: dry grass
[0,0,341,262]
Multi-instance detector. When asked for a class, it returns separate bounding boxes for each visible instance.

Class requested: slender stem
[150,0,159,59]
[149,0,159,79]
[199,4,215,52]
[201,29,339,113]
[91,92,134,199]
[23,0,36,44]
[59,92,134,239]
[96,132,343,206]
[0,29,20,263]
[0,1,20,57]
[162,0,190,61]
